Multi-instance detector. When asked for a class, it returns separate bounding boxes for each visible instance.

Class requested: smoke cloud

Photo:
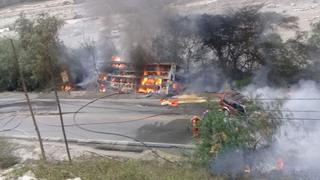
[81,0,175,61]
[238,81,320,173]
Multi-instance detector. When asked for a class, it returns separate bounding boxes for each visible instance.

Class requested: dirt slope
[0,0,320,46]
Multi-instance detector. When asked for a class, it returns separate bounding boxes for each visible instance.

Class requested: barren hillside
[174,0,320,31]
[0,0,320,47]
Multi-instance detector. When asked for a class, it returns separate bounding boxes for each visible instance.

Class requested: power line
[0,119,23,133]
[244,116,320,121]
[1,115,18,129]
[60,98,320,113]
[0,113,17,122]
[264,109,320,113]
[60,101,158,113]
[0,113,31,133]
[278,117,320,121]
[251,98,320,101]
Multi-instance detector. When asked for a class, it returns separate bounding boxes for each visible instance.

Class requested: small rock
[290,3,296,6]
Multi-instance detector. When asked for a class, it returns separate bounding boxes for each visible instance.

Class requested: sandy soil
[0,0,75,28]
[174,0,320,32]
[1,0,320,42]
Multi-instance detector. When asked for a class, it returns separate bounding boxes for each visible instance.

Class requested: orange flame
[138,77,162,93]
[98,73,108,81]
[99,84,106,93]
[62,84,72,92]
[112,56,121,62]
[276,158,284,171]
[160,99,179,107]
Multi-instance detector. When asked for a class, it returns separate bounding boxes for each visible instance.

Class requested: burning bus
[99,56,179,94]
[106,60,139,93]
[138,63,178,94]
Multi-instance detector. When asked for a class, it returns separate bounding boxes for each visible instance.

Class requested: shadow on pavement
[136,119,192,144]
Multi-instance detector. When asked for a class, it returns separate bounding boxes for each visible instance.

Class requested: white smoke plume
[242,80,320,172]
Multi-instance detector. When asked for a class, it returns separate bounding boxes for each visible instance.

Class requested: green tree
[197,5,298,81]
[308,22,320,49]
[196,101,283,165]
[0,39,19,91]
[306,21,320,81]
[15,14,63,90]
[264,34,310,86]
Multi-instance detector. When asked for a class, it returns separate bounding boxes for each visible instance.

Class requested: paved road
[0,94,193,144]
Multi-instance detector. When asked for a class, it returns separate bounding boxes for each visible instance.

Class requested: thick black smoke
[79,2,306,92]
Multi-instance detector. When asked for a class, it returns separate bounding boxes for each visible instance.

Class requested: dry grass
[0,137,19,169]
[11,158,214,180]
[9,157,315,180]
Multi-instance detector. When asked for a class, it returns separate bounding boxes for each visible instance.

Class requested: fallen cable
[0,119,23,133]
[0,112,31,133]
[72,92,181,165]
[41,112,180,127]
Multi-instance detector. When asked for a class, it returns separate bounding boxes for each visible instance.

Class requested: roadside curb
[4,135,196,150]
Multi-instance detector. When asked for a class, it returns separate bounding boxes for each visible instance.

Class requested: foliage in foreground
[0,14,85,91]
[15,14,63,90]
[0,137,19,169]
[195,102,283,165]
[11,158,213,180]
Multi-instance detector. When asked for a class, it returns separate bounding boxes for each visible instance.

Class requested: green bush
[195,102,283,166]
[0,39,19,91]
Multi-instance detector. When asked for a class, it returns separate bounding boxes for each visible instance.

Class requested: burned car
[219,91,248,116]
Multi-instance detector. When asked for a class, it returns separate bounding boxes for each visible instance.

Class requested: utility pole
[9,39,47,161]
[47,55,72,163]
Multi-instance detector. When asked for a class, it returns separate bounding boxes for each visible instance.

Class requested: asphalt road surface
[0,93,194,144]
